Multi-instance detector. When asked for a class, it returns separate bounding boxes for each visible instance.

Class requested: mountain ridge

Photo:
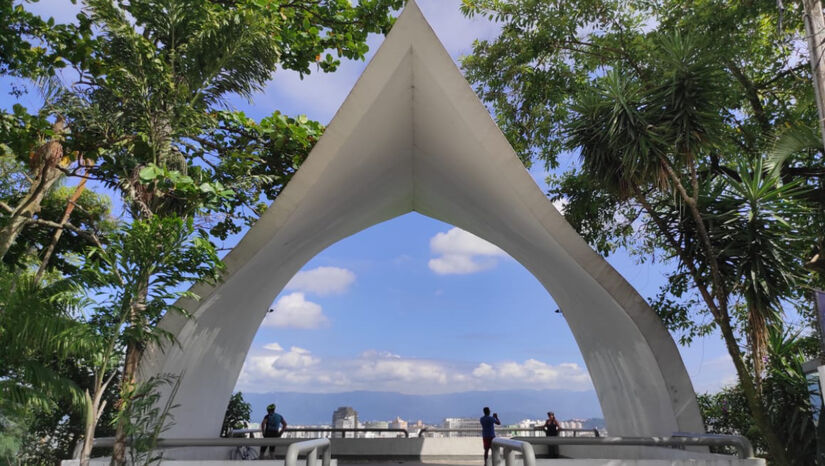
[241,389,602,425]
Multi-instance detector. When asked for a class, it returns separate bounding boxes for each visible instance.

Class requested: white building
[442,418,480,438]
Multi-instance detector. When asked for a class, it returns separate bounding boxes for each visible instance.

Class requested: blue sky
[5,0,737,413]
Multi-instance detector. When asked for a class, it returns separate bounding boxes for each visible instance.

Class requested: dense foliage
[221,392,252,438]
[462,0,825,464]
[0,0,401,463]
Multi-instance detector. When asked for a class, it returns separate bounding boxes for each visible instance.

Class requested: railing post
[306,447,317,466]
[505,449,516,466]
[322,442,332,466]
[491,444,501,466]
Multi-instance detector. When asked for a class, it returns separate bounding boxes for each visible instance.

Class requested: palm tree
[0,267,90,462]
[565,32,796,464]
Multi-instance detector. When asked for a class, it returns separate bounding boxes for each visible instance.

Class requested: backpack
[266,413,282,433]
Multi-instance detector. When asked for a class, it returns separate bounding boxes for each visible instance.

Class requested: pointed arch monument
[142,1,704,439]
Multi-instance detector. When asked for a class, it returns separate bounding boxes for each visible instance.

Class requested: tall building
[332,406,358,438]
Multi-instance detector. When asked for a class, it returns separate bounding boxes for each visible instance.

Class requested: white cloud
[471,360,592,390]
[264,292,328,329]
[272,346,319,369]
[285,266,356,296]
[428,227,507,274]
[237,346,592,394]
[238,346,322,388]
[263,342,284,352]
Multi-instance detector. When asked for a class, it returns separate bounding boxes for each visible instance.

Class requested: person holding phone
[479,406,500,464]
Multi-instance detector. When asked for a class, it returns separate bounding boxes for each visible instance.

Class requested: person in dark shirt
[542,411,560,458]
[479,407,500,464]
[260,404,288,459]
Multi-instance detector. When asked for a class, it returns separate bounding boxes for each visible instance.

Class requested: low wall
[62,437,764,465]
[62,461,336,466]
[537,461,764,466]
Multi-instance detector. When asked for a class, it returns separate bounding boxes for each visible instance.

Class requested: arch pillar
[140,0,704,440]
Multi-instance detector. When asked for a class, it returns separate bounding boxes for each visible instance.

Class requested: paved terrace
[63,435,765,466]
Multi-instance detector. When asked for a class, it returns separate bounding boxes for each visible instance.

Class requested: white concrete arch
[140,0,704,439]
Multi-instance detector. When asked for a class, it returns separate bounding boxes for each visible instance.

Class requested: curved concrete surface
[140,0,704,441]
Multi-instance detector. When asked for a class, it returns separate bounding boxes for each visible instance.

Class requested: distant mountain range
[242,389,603,426]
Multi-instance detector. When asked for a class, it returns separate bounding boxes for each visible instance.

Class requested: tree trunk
[34,170,88,283]
[636,180,788,463]
[111,344,142,465]
[112,284,149,466]
[717,317,789,465]
[0,117,66,260]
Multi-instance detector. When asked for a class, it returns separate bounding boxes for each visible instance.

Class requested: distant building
[408,419,425,436]
[332,406,358,438]
[560,419,584,437]
[389,416,408,430]
[363,420,391,438]
[513,419,544,437]
[442,417,479,437]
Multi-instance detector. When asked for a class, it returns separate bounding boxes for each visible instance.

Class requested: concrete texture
[139,0,704,445]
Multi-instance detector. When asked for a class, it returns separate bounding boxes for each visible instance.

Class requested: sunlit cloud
[428,227,507,274]
[237,346,591,394]
[285,266,356,296]
[263,292,328,329]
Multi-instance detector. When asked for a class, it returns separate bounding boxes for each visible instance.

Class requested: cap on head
[267,404,276,412]
[483,407,490,415]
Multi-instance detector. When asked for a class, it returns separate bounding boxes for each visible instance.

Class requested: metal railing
[286,438,331,466]
[229,427,410,438]
[73,437,326,461]
[513,434,755,459]
[416,427,600,438]
[492,438,535,466]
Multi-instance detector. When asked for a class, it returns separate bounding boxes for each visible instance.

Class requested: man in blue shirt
[479,407,500,464]
[260,404,288,459]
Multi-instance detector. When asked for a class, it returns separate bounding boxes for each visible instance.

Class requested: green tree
[2,0,402,462]
[461,1,824,463]
[0,267,91,463]
[0,1,98,262]
[221,392,252,438]
[75,215,223,465]
[698,327,818,465]
[10,1,401,462]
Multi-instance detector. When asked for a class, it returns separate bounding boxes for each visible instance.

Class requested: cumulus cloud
[428,227,507,274]
[264,292,328,329]
[263,342,284,352]
[285,266,356,296]
[471,360,591,390]
[272,346,319,369]
[237,346,592,394]
[238,346,322,389]
[356,353,449,385]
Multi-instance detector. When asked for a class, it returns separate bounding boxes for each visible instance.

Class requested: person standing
[479,407,500,465]
[542,411,560,458]
[260,403,288,459]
